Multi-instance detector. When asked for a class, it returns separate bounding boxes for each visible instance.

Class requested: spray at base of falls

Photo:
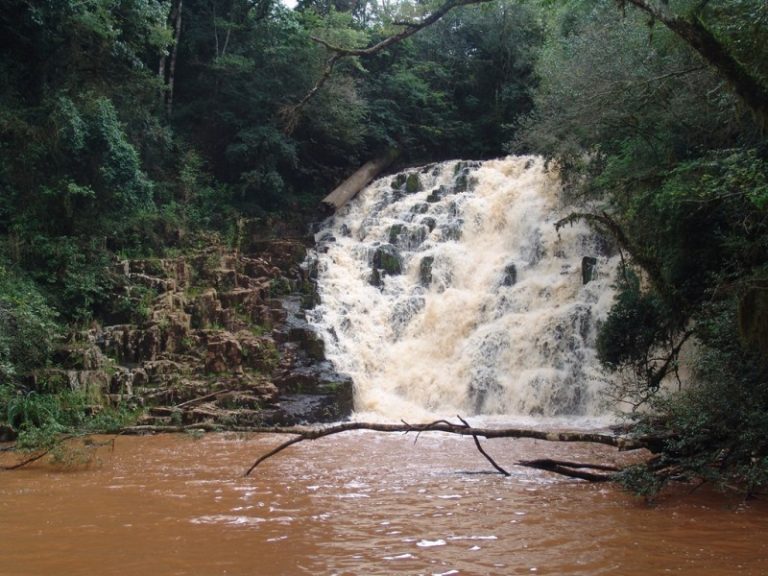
[308,156,620,422]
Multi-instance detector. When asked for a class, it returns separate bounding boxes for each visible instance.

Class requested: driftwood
[243,418,647,479]
[322,148,400,210]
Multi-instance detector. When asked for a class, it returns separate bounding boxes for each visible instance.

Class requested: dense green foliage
[518,0,768,494]
[0,0,540,441]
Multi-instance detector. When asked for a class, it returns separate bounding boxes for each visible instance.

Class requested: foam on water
[309,156,620,420]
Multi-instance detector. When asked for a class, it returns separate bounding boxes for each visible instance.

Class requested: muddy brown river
[2,432,767,575]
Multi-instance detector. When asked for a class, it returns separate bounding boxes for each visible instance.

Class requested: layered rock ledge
[34,236,352,428]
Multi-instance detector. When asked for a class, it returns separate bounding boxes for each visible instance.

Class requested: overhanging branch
[282,0,495,132]
[620,0,768,131]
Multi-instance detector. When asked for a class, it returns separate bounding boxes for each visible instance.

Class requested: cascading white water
[308,156,620,421]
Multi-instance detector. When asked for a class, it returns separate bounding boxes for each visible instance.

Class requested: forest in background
[0,0,767,496]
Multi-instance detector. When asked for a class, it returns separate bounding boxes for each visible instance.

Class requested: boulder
[203,332,243,374]
[405,173,423,194]
[372,244,402,276]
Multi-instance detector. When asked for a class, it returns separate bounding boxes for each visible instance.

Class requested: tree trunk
[165,0,184,117]
[322,148,401,210]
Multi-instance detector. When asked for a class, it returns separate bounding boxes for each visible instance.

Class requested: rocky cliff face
[34,237,352,427]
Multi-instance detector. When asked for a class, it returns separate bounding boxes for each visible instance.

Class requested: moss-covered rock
[405,173,423,193]
[389,224,405,244]
[372,244,402,276]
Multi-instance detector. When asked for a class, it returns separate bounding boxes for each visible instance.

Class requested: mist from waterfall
[307,156,620,422]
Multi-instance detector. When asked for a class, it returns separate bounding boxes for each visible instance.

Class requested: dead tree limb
[282,0,495,131]
[0,444,66,471]
[518,458,618,482]
[456,415,510,476]
[243,419,648,477]
[119,422,224,434]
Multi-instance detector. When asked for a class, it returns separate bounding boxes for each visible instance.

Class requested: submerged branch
[457,415,510,476]
[0,434,115,471]
[518,458,618,482]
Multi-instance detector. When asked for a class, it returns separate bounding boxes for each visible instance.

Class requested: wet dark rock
[288,327,326,361]
[420,256,435,287]
[502,263,517,286]
[389,225,427,251]
[405,173,423,194]
[440,224,462,242]
[391,173,407,190]
[582,256,598,284]
[426,185,449,203]
[421,217,437,232]
[369,244,402,286]
[389,224,405,244]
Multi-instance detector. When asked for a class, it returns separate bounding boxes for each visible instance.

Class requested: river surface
[2,432,767,576]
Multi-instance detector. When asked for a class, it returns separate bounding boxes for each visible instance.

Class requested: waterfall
[308,156,620,421]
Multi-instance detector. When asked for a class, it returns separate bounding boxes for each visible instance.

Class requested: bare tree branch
[0,434,115,471]
[456,415,510,476]
[243,418,648,476]
[281,0,495,132]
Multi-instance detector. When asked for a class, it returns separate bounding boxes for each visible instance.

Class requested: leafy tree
[520,0,768,494]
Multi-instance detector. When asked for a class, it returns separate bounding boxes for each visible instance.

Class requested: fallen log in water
[1,418,652,483]
[242,417,650,480]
